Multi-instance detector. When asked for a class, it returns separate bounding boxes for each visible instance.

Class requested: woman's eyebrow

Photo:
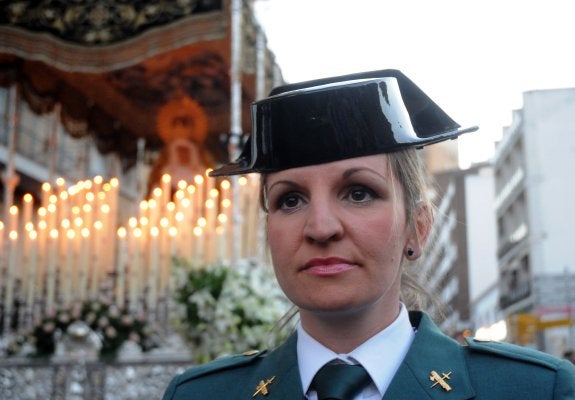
[267,179,300,193]
[342,167,388,181]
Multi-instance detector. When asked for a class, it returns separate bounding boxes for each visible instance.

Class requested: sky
[253,0,575,168]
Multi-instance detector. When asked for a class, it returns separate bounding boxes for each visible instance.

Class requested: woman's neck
[299,303,401,353]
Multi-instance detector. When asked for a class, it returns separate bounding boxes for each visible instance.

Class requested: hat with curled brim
[210,69,478,177]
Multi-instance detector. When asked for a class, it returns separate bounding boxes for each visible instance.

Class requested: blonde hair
[387,149,435,311]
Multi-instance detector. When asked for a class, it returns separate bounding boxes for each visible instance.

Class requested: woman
[163,69,575,399]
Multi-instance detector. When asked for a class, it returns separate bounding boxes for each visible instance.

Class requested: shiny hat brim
[210,69,478,177]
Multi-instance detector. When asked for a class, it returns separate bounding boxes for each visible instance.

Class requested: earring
[406,247,415,257]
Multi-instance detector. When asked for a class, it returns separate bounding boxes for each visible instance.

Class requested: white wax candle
[116,227,127,307]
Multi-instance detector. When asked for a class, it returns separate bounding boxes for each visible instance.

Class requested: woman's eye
[278,193,303,210]
[347,186,377,203]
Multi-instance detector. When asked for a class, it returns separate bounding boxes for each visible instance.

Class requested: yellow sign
[538,318,573,329]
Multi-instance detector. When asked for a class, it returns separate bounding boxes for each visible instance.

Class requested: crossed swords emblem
[429,370,453,392]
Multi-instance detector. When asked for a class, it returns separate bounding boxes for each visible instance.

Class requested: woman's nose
[303,200,344,244]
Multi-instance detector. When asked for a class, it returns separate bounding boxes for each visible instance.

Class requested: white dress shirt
[297,304,415,399]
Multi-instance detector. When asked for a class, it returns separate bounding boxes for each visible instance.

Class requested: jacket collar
[245,311,475,400]
[244,333,304,399]
[383,311,475,399]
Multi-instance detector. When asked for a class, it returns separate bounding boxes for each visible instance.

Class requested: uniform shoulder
[172,350,267,385]
[464,337,565,370]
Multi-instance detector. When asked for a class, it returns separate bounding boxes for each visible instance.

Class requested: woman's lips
[303,257,357,276]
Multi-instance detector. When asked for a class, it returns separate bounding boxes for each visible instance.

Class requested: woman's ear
[405,203,433,260]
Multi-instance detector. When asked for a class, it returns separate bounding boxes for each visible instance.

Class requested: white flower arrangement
[172,258,294,363]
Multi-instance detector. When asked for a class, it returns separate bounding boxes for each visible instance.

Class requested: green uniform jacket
[163,311,575,399]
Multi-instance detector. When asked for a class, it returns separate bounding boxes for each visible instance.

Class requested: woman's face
[265,154,414,322]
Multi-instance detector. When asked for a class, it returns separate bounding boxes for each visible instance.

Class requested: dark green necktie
[310,363,371,400]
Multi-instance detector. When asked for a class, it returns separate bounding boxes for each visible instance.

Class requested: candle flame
[221,179,231,190]
[9,230,18,240]
[117,227,127,238]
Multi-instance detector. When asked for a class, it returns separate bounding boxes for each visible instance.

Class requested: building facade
[419,163,498,337]
[494,87,575,356]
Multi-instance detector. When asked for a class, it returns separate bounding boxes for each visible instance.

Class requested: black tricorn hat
[210,69,478,177]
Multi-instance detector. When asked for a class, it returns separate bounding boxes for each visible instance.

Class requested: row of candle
[0,169,262,332]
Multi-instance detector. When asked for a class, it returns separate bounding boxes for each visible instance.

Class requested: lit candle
[3,231,18,332]
[63,229,76,304]
[36,210,48,300]
[131,226,143,312]
[238,176,248,258]
[116,227,127,307]
[90,220,103,299]
[79,227,90,301]
[148,226,160,315]
[0,221,4,258]
[165,226,178,293]
[41,182,51,210]
[193,225,204,265]
[46,229,58,312]
[205,189,219,265]
[194,174,205,227]
[25,230,38,321]
[8,205,18,233]
[22,193,33,228]
[161,174,171,210]
[220,179,233,263]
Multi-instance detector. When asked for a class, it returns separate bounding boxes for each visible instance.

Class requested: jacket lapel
[383,312,475,400]
[242,333,304,400]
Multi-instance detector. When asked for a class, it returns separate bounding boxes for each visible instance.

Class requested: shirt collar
[297,304,415,398]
